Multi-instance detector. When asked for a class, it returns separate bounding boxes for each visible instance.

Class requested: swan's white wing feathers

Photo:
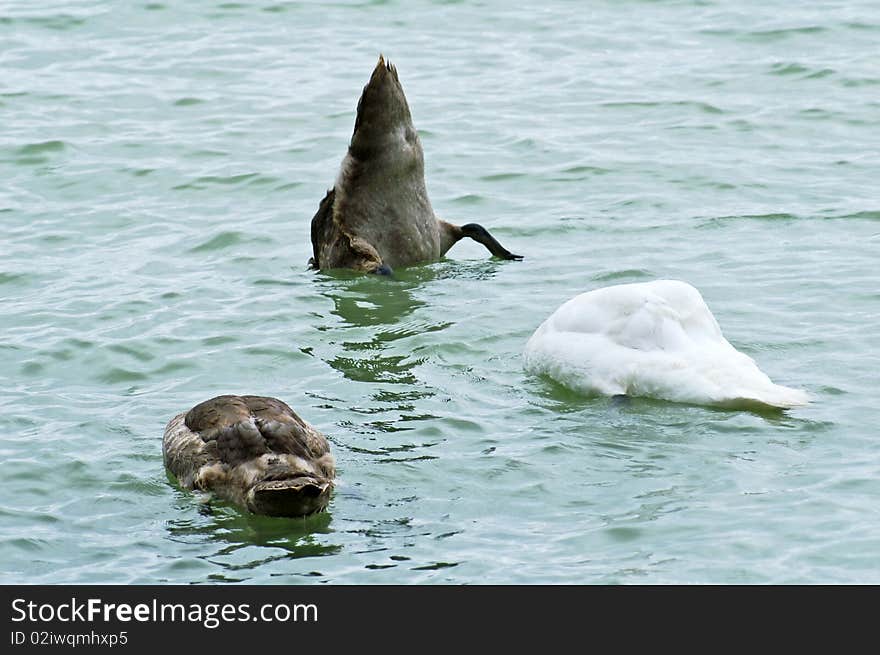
[524,280,809,409]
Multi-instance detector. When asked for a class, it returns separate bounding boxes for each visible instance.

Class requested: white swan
[524,279,809,409]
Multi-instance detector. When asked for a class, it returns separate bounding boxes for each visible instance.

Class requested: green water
[2,0,879,584]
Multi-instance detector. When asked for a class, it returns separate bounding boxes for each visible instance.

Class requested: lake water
[2,0,879,584]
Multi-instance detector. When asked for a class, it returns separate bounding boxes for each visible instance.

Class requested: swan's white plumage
[524,280,809,409]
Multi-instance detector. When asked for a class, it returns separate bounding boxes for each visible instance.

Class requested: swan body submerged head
[163,395,335,517]
[309,56,522,274]
[524,279,809,410]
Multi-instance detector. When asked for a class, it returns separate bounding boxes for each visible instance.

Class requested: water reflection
[319,270,428,327]
[314,268,438,385]
[526,371,813,423]
[165,495,340,580]
[309,266,459,464]
[314,259,501,333]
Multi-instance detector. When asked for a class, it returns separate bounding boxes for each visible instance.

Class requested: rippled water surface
[3,0,879,584]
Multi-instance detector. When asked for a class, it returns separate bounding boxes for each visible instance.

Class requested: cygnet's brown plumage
[162,395,335,517]
[310,55,522,274]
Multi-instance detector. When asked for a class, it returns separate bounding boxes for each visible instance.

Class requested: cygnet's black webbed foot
[371,263,393,276]
[460,223,523,261]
